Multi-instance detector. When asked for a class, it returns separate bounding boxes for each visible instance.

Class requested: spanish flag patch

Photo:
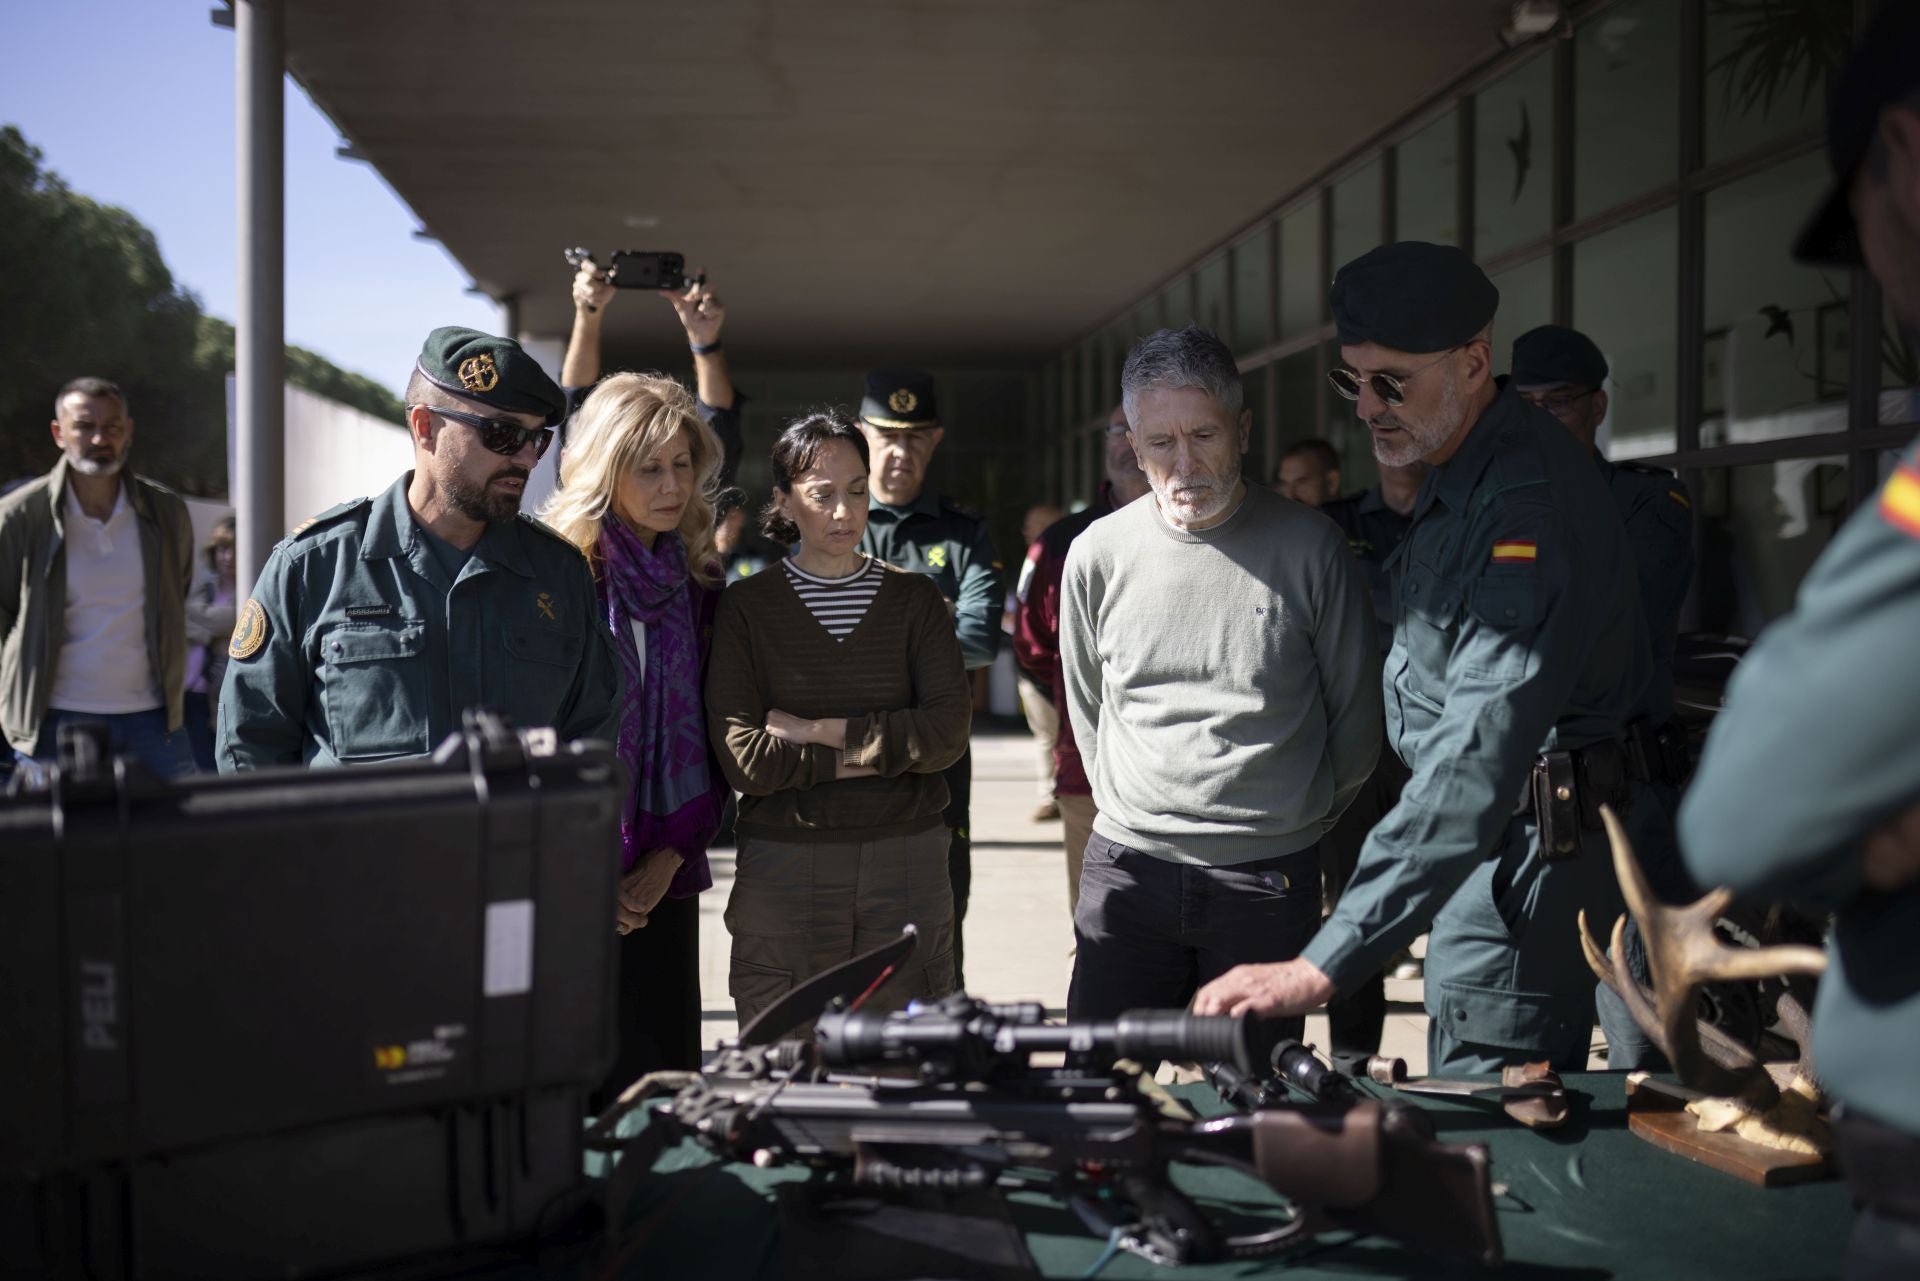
[1881,464,1920,539]
[1668,489,1691,510]
[1491,540,1538,563]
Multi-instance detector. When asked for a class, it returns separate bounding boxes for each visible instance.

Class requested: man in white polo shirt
[0,377,196,779]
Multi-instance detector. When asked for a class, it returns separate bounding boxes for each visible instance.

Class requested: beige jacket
[0,458,195,754]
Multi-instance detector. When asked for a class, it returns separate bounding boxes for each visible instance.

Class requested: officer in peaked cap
[1511,324,1697,1070]
[1682,6,1920,1272]
[218,327,623,770]
[855,368,1003,990]
[1196,242,1652,1077]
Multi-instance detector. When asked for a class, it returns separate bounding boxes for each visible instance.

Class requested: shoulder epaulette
[939,496,985,522]
[285,496,369,541]
[1615,459,1677,479]
[516,511,591,560]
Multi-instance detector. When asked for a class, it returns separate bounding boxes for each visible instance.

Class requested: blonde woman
[542,372,731,1099]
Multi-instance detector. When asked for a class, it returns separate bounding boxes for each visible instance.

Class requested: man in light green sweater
[1060,326,1381,1029]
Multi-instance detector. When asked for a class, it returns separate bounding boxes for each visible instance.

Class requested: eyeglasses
[1327,348,1459,407]
[415,405,554,460]
[1518,388,1598,417]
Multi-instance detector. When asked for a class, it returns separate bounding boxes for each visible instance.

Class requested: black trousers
[590,891,702,1113]
[942,745,972,989]
[1069,834,1322,1044]
[1318,742,1410,1056]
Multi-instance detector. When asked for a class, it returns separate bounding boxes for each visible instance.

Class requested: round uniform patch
[230,598,269,660]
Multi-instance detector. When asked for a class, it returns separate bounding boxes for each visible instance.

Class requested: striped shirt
[782,555,885,640]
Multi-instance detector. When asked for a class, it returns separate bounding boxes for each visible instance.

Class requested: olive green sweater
[705,559,970,842]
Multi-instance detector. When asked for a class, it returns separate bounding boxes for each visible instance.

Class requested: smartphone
[608,251,695,292]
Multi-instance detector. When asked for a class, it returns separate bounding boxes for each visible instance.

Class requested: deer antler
[1591,806,1827,1109]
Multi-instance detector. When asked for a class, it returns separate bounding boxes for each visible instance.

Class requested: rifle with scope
[590,931,1504,1269]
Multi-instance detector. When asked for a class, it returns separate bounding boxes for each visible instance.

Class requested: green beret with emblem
[859,369,940,430]
[1330,241,1499,354]
[414,326,567,426]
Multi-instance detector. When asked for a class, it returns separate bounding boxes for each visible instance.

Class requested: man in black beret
[853,368,1003,989]
[218,327,623,769]
[1512,324,1697,1071]
[1197,242,1653,1076]
[1683,6,1920,1273]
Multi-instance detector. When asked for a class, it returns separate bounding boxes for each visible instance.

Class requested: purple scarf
[598,520,722,890]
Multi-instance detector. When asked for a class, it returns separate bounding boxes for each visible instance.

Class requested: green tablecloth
[582,1073,1853,1280]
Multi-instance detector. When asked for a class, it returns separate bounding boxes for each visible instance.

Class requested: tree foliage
[0,125,403,497]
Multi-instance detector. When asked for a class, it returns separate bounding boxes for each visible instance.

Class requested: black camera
[564,246,703,292]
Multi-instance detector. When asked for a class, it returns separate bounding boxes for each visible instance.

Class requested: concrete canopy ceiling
[285,0,1505,368]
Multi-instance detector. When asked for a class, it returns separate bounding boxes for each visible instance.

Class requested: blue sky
[2,0,499,396]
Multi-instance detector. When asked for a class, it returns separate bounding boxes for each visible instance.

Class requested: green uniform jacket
[1602,457,1694,724]
[217,473,624,770]
[1678,441,1920,1135]
[860,490,1003,670]
[1302,388,1649,1056]
[0,460,195,753]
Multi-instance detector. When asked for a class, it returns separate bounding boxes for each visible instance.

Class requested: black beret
[1510,325,1608,390]
[1330,241,1499,353]
[1793,2,1920,265]
[859,369,939,430]
[414,327,567,426]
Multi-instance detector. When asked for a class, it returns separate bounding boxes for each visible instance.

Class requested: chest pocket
[320,621,429,761]
[1461,577,1548,679]
[500,624,584,727]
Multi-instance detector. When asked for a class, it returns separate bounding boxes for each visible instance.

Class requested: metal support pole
[235,0,285,598]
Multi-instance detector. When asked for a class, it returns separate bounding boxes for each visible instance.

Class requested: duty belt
[1623,719,1690,787]
[1515,738,1636,863]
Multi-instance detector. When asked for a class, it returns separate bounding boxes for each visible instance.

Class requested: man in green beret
[1682,7,1920,1271]
[217,327,623,769]
[1196,242,1650,1074]
[1510,323,1697,1069]
[856,368,1003,988]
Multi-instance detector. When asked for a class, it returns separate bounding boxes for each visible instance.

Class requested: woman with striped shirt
[705,410,971,1024]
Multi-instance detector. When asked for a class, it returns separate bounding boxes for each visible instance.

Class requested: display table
[570,1072,1854,1279]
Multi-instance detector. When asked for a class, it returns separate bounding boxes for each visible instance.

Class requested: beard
[1150,456,1243,527]
[68,452,125,478]
[444,463,529,524]
[1371,372,1466,467]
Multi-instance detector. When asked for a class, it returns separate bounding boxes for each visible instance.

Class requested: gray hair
[1119,326,1243,426]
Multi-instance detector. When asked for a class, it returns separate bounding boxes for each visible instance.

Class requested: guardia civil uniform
[855,370,1003,988]
[1512,325,1699,1069]
[1684,11,1920,1270]
[217,329,623,770]
[1298,243,1650,1074]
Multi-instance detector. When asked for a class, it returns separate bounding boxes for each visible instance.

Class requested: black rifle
[592,937,1503,1268]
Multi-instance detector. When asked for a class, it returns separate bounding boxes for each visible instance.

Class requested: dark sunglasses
[1327,347,1458,407]
[415,405,554,459]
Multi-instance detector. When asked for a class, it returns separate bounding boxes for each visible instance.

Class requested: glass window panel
[1160,281,1195,330]
[1230,226,1273,355]
[1279,202,1324,339]
[1239,364,1270,479]
[1331,158,1384,273]
[1133,298,1164,341]
[1081,338,1103,425]
[1700,152,1850,449]
[1195,255,1230,342]
[1883,300,1920,425]
[1575,0,1681,218]
[1063,347,1082,428]
[1489,256,1554,369]
[1394,110,1459,246]
[1704,1,1849,166]
[1474,54,1554,258]
[1693,456,1846,635]
[1573,207,1678,457]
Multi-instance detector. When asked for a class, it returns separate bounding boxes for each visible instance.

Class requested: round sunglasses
[414,405,554,460]
[1326,347,1459,407]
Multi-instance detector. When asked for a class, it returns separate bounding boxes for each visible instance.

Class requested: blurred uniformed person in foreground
[1195,242,1650,1074]
[218,328,623,769]
[1511,323,1697,1069]
[1682,8,1920,1274]
[856,370,1002,987]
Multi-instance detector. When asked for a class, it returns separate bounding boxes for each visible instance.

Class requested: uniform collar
[870,486,943,519]
[363,472,536,578]
[1427,385,1524,516]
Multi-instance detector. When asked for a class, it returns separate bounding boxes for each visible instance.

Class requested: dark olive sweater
[705,558,970,842]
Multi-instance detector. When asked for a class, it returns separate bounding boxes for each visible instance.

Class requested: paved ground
[699,728,1606,1072]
